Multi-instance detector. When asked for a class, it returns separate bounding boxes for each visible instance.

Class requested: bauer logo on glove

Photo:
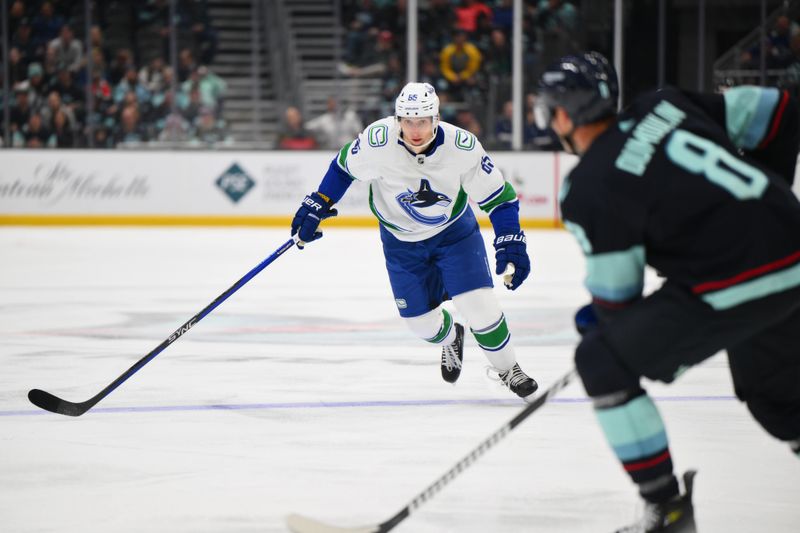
[493,231,530,290]
[291,191,338,249]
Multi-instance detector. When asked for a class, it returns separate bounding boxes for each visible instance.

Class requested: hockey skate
[441,323,464,383]
[498,363,538,398]
[615,470,698,533]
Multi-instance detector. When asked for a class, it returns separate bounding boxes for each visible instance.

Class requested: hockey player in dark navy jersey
[536,51,800,533]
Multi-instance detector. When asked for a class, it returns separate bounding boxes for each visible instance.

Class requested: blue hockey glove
[574,303,598,335]
[291,192,338,249]
[493,231,530,290]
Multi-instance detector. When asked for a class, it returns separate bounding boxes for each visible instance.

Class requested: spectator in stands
[278,106,318,150]
[11,18,39,65]
[108,48,134,86]
[374,0,407,41]
[8,48,29,85]
[454,0,492,35]
[740,14,799,69]
[89,25,113,67]
[494,99,515,149]
[340,28,396,77]
[524,92,560,150]
[40,90,77,132]
[177,47,196,83]
[180,65,225,114]
[32,2,65,51]
[139,57,169,93]
[20,112,55,148]
[195,65,226,112]
[147,68,175,130]
[90,66,112,101]
[50,69,85,121]
[179,85,203,125]
[114,67,151,107]
[780,33,800,86]
[77,47,108,88]
[10,83,33,135]
[114,106,149,146]
[419,57,449,96]
[92,125,114,148]
[536,0,579,32]
[455,108,482,137]
[535,0,581,68]
[344,17,369,68]
[8,1,27,37]
[26,62,47,109]
[157,112,192,143]
[439,30,483,100]
[192,108,232,146]
[305,96,364,150]
[420,0,456,53]
[379,53,405,117]
[88,67,113,132]
[484,28,511,78]
[48,25,83,73]
[43,45,59,79]
[52,109,76,147]
[492,0,514,33]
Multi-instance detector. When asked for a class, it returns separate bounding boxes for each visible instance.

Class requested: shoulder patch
[367,124,389,147]
[455,129,476,151]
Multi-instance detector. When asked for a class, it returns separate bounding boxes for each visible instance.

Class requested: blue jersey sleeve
[318,158,355,203]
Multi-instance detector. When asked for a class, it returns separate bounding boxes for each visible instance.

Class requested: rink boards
[0,149,577,228]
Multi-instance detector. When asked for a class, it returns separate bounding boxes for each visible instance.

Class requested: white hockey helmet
[395,82,440,147]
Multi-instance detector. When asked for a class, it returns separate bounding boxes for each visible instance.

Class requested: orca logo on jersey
[396,179,452,226]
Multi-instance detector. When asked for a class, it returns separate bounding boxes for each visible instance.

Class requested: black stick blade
[28,389,88,417]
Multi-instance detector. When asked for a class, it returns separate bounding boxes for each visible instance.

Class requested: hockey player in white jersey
[291,82,538,399]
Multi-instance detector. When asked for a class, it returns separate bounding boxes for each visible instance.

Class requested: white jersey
[335,117,518,242]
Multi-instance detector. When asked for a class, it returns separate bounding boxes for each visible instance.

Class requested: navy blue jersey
[560,86,800,311]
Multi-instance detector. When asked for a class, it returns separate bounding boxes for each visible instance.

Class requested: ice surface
[1,227,797,532]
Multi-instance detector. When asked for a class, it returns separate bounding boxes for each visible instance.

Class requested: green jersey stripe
[479,182,518,214]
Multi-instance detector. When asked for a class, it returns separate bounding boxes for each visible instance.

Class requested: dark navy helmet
[534,51,619,130]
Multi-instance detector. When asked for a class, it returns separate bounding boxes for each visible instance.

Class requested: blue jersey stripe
[701,261,800,310]
[585,245,645,303]
[724,86,780,150]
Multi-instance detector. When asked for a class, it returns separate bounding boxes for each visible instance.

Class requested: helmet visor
[534,93,557,130]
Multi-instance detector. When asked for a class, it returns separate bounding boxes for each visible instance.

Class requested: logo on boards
[216,163,255,203]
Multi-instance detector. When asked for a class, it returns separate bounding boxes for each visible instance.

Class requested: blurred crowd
[2,0,229,148]
[332,0,580,150]
[9,0,794,152]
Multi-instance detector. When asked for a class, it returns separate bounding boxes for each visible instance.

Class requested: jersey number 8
[666,129,768,200]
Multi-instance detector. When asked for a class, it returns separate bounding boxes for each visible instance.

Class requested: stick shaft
[29,237,297,416]
[376,369,576,532]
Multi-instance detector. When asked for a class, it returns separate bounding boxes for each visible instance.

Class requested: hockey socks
[593,389,679,503]
[405,308,457,346]
[471,313,515,370]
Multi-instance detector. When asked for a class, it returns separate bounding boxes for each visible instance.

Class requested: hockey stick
[286,369,577,533]
[28,236,299,417]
